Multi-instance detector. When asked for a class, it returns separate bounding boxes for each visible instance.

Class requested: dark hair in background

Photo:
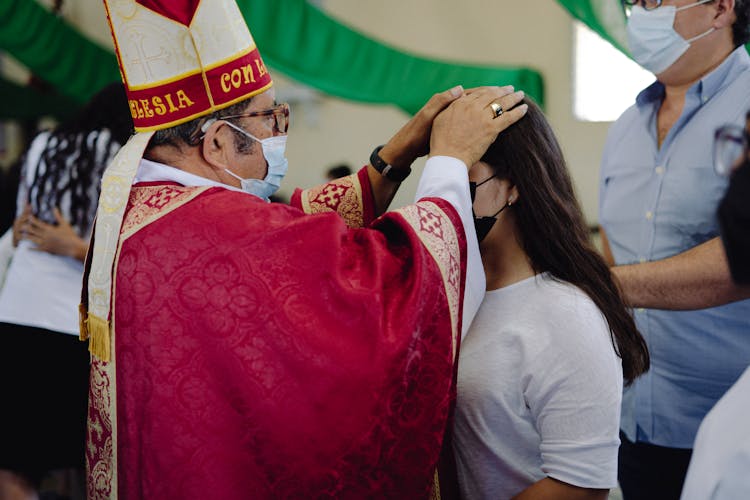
[327,164,353,180]
[56,82,133,145]
[733,0,750,47]
[480,98,649,384]
[26,82,132,234]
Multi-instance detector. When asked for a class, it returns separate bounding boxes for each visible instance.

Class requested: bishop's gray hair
[148,98,255,154]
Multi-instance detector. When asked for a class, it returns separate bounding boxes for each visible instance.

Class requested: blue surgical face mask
[627,0,715,75]
[219,120,289,202]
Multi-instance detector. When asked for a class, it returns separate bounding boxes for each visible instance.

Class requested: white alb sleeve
[414,156,485,339]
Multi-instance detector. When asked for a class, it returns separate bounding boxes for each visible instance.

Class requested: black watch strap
[370,145,411,182]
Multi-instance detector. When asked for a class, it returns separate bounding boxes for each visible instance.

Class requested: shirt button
[655,166,665,175]
[646,211,653,220]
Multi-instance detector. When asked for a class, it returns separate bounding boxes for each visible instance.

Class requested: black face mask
[473,205,509,242]
[469,177,511,243]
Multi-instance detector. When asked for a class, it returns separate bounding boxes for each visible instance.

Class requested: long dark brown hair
[481,98,649,384]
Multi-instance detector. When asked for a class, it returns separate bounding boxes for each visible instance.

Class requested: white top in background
[0,240,84,335]
[681,366,750,500]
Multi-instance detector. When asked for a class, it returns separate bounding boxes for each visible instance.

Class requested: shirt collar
[635,45,750,108]
[635,79,664,107]
[134,158,245,195]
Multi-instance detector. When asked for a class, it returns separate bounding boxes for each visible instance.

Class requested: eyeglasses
[713,124,749,176]
[621,0,713,16]
[220,102,290,134]
[469,174,498,202]
[622,0,662,15]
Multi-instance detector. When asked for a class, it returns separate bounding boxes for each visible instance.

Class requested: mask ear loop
[489,200,512,219]
[201,118,217,134]
[221,120,264,144]
[185,117,218,146]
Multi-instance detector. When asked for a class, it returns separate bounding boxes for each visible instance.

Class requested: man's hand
[430,86,528,168]
[377,85,466,170]
[20,208,88,262]
[366,85,468,216]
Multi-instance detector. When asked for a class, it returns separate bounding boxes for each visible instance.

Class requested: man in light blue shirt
[599,1,750,499]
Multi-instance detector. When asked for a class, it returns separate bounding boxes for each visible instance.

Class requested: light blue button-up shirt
[599,46,750,449]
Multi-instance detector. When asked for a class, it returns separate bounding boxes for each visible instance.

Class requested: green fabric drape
[0,0,543,118]
[0,0,119,105]
[0,77,78,121]
[239,0,544,114]
[556,0,629,54]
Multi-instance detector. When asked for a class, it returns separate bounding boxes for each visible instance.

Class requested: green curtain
[0,0,119,105]
[239,0,544,114]
[0,0,543,118]
[556,0,629,54]
[0,77,78,121]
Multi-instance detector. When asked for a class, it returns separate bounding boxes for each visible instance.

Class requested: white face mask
[221,121,289,202]
[626,0,715,75]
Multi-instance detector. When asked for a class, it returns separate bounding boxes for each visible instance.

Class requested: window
[573,21,653,122]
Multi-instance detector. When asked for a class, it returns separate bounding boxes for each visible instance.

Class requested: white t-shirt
[454,273,623,499]
[681,366,750,500]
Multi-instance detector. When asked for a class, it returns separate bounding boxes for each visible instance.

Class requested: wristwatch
[370,145,411,182]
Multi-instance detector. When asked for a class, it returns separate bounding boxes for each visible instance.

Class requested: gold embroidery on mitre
[104,0,272,132]
[300,173,365,228]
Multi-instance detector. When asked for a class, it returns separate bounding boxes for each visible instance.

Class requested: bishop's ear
[200,119,232,171]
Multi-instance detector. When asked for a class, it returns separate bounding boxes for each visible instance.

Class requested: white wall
[6,0,617,223]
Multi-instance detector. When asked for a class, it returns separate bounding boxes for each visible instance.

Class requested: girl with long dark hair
[453,98,649,499]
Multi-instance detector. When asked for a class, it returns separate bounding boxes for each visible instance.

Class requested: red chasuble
[86,168,466,499]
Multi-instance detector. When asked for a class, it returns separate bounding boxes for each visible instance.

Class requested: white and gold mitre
[104,0,273,132]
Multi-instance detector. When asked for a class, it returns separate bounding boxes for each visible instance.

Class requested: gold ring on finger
[490,102,504,119]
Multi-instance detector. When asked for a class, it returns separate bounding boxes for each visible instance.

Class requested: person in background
[453,98,649,500]
[326,163,353,181]
[0,82,132,496]
[716,110,750,283]
[599,1,750,497]
[679,111,750,500]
